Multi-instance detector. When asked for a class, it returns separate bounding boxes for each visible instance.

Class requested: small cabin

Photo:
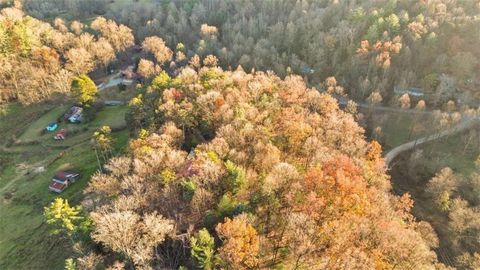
[394,86,424,97]
[48,171,80,193]
[64,106,83,123]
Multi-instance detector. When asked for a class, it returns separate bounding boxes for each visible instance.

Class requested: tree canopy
[71,74,97,106]
[81,64,443,269]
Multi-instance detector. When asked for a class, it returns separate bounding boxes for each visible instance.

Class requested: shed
[49,171,80,193]
[52,171,80,183]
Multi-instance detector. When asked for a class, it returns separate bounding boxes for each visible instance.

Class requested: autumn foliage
[78,63,444,269]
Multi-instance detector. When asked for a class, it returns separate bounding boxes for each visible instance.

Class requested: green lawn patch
[0,103,130,270]
[420,131,480,176]
[0,161,16,190]
[18,105,68,142]
[109,0,155,10]
[0,103,54,145]
[373,111,435,151]
[16,105,128,146]
[91,106,128,129]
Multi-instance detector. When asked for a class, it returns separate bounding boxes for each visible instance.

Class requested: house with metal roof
[394,86,424,97]
[64,106,83,123]
[48,171,80,193]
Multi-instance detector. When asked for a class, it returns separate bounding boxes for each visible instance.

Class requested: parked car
[46,122,58,132]
[54,129,67,140]
[48,171,80,193]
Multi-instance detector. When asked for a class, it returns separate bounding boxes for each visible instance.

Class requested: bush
[223,161,246,194]
[83,102,104,122]
[205,194,248,228]
[117,83,127,92]
[181,179,196,201]
[67,127,82,137]
[190,228,215,269]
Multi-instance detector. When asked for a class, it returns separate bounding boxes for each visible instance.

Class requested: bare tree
[65,47,94,74]
[142,36,173,65]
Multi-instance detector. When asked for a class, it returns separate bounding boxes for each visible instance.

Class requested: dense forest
[21,0,480,106]
[0,0,479,269]
[54,64,447,269]
[0,1,134,104]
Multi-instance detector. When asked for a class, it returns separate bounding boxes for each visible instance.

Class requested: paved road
[336,96,480,166]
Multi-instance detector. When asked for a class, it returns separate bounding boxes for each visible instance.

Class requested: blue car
[46,122,58,132]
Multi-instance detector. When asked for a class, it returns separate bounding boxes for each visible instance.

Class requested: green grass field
[0,104,130,270]
[109,0,155,10]
[18,105,68,142]
[18,105,128,143]
[0,103,54,145]
[420,130,480,176]
[372,111,435,151]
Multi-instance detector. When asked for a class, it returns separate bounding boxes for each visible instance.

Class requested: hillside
[0,1,479,269]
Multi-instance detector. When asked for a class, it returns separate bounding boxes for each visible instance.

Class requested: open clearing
[0,102,129,270]
[370,110,436,151]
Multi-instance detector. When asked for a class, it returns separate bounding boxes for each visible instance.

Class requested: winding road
[336,96,479,166]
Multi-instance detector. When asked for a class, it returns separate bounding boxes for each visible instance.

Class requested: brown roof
[49,181,66,192]
[53,171,79,181]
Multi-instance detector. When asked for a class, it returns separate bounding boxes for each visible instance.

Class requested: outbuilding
[48,171,80,193]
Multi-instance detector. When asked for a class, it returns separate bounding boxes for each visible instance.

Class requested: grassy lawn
[372,111,435,151]
[18,105,128,144]
[92,106,128,129]
[0,104,130,270]
[18,105,68,142]
[109,0,155,10]
[0,103,54,145]
[375,109,478,175]
[419,130,480,176]
[0,161,15,190]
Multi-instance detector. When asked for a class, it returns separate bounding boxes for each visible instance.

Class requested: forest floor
[0,101,130,269]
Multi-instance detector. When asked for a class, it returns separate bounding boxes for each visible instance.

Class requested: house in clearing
[48,171,80,193]
[64,106,83,123]
[394,86,425,97]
